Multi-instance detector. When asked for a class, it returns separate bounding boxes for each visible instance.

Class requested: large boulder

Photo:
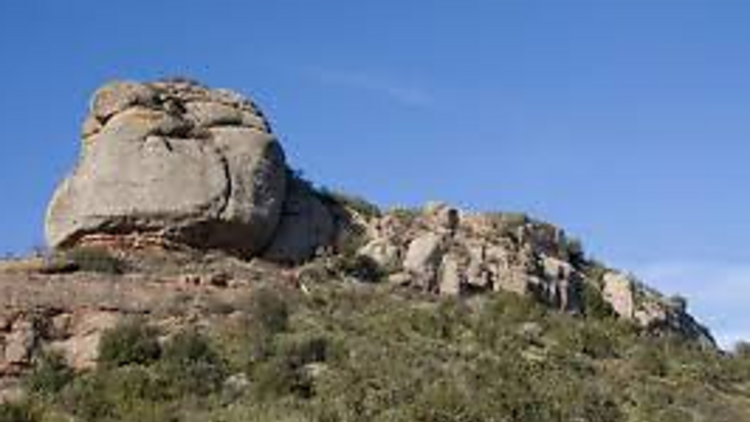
[46,79,287,257]
[403,232,445,291]
[262,176,335,263]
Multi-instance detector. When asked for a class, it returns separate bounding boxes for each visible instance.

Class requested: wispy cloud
[630,261,750,349]
[302,66,436,109]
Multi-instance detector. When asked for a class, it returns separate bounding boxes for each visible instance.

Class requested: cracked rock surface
[46,79,287,256]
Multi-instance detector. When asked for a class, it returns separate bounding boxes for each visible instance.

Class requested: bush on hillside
[98,319,161,367]
[317,188,381,220]
[9,279,750,422]
[335,253,384,282]
[0,402,36,422]
[60,372,113,421]
[64,247,127,274]
[157,329,227,397]
[581,282,616,319]
[248,286,291,336]
[25,350,74,395]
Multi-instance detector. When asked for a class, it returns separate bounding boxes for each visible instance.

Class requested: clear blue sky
[1,1,748,347]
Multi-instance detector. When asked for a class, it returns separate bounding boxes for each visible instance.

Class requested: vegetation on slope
[3,280,750,422]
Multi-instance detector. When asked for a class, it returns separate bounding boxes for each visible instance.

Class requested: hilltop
[0,79,748,421]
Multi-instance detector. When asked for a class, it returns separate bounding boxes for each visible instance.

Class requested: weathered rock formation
[47,79,334,261]
[601,271,712,345]
[356,203,582,312]
[349,202,714,345]
[40,78,714,356]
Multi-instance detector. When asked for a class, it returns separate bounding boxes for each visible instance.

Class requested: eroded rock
[46,79,287,257]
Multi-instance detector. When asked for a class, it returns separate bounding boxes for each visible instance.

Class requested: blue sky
[1,1,748,347]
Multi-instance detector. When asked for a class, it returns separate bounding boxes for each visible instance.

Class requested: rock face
[602,271,636,319]
[353,204,583,312]
[339,202,713,344]
[47,79,287,257]
[602,271,714,347]
[262,176,335,263]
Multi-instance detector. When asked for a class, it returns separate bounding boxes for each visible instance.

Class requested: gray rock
[81,114,102,139]
[91,81,157,121]
[207,127,287,255]
[602,271,635,319]
[263,177,334,263]
[46,80,288,257]
[439,254,462,295]
[4,319,36,364]
[541,256,582,311]
[403,233,445,290]
[223,373,251,400]
[424,202,460,233]
[185,101,268,132]
[51,311,121,370]
[388,272,412,286]
[358,238,400,270]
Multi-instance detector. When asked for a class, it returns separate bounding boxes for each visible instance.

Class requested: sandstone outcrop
[47,79,288,257]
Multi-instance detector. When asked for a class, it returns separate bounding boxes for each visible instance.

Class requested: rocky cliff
[1,79,716,400]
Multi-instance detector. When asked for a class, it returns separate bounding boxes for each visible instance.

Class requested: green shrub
[251,334,332,401]
[276,334,331,368]
[317,188,381,220]
[60,373,113,421]
[98,319,161,367]
[250,357,300,401]
[668,295,688,312]
[157,330,226,397]
[63,247,126,274]
[565,237,585,264]
[632,345,668,377]
[0,402,36,422]
[557,323,619,359]
[406,381,482,422]
[249,287,291,336]
[106,366,168,409]
[335,254,384,282]
[581,282,616,319]
[579,389,624,422]
[25,350,74,395]
[7,275,750,421]
[239,287,294,364]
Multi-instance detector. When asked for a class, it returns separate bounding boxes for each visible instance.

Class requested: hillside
[1,248,750,422]
[0,78,748,421]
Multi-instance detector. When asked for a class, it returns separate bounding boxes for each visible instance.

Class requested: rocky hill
[0,79,747,422]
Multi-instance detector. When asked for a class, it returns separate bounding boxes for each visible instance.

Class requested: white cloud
[630,261,750,350]
[302,66,436,109]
